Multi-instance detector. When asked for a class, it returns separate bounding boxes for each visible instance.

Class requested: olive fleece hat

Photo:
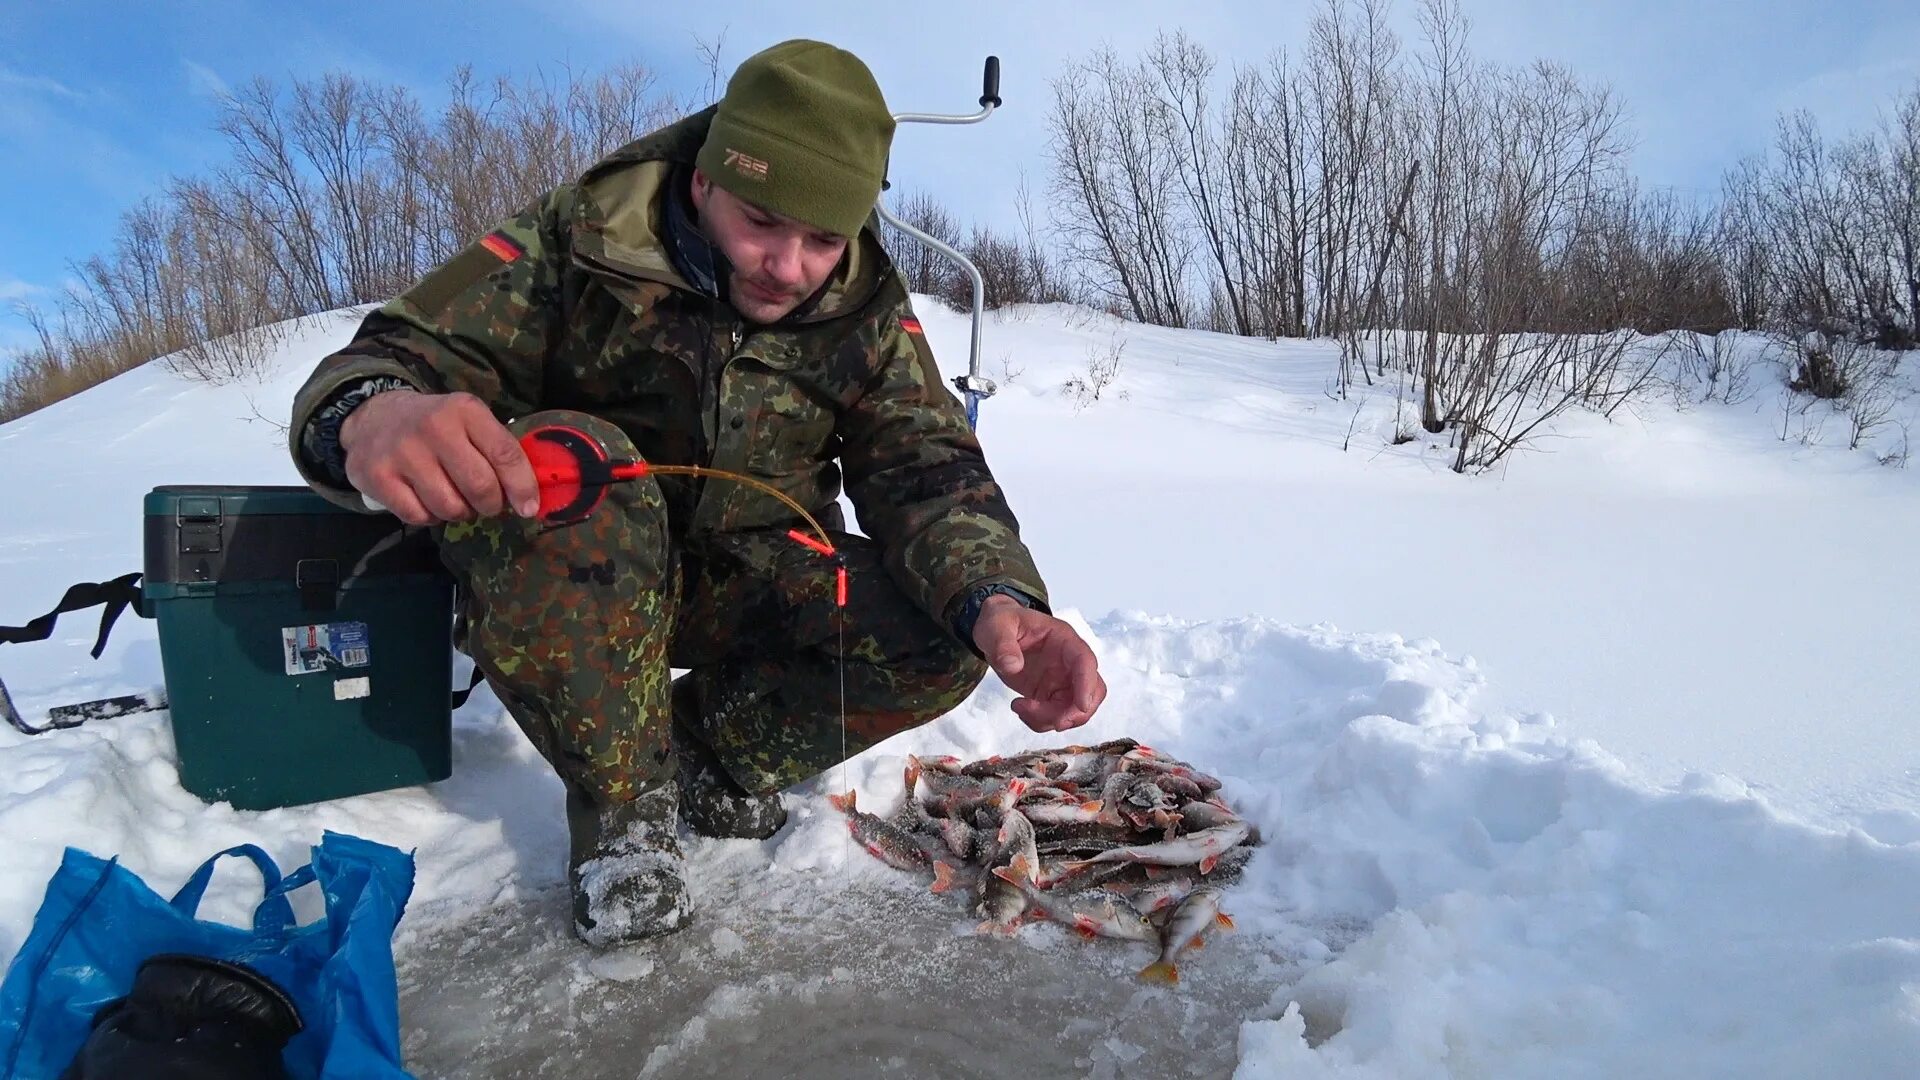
[695,39,896,238]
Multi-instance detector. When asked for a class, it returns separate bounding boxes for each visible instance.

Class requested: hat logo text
[724,149,770,181]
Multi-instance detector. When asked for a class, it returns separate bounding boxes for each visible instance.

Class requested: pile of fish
[828,737,1256,985]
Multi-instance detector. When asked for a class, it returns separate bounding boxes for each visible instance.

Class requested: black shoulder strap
[0,573,150,659]
[4,572,485,720]
[450,666,486,710]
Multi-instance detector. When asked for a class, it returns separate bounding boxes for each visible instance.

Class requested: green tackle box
[143,485,456,810]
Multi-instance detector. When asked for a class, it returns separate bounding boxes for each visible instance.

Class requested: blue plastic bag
[0,831,416,1079]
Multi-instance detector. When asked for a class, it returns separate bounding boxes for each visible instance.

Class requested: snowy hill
[2,302,1918,1077]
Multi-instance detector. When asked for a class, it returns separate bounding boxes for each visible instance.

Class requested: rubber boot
[567,783,692,948]
[671,678,789,840]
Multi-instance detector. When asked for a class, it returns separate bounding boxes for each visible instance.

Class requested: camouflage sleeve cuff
[948,582,1049,658]
[298,376,416,487]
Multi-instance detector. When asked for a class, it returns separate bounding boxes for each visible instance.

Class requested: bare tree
[1046,47,1196,326]
[5,62,679,419]
[880,190,963,300]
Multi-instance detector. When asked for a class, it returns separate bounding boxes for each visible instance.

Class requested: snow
[2,301,1918,1076]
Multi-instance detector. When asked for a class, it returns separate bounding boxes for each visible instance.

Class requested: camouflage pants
[434,410,988,806]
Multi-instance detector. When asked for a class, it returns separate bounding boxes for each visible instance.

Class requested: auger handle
[981,57,1002,108]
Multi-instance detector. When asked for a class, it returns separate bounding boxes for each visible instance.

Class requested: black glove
[61,953,303,1080]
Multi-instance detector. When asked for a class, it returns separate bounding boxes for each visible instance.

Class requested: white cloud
[182,58,230,100]
[0,63,85,102]
[0,279,47,303]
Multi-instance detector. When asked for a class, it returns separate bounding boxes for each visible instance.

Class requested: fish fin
[905,759,922,795]
[1156,810,1183,841]
[828,790,856,813]
[1199,852,1221,875]
[1073,916,1101,941]
[1138,960,1179,985]
[1064,743,1090,754]
[1215,912,1236,931]
[1144,865,1173,881]
[931,862,958,894]
[1008,778,1030,800]
[997,814,1023,844]
[1188,934,1207,951]
[1008,853,1035,882]
[990,864,1022,885]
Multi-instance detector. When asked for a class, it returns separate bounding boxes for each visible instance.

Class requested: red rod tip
[786,528,836,557]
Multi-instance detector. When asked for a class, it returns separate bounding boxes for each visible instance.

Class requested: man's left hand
[971,595,1107,733]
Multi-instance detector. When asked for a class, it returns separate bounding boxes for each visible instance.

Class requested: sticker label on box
[333,676,371,701]
[281,621,371,676]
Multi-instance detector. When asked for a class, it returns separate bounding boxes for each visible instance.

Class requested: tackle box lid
[143,485,446,588]
[145,485,363,517]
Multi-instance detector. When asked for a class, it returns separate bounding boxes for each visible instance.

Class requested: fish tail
[1138,960,1179,985]
[931,862,958,894]
[905,758,922,795]
[828,790,857,813]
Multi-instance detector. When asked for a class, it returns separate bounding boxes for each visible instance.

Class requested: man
[286,39,1106,947]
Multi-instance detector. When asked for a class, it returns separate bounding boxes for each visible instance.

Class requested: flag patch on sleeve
[479,232,525,263]
[899,316,924,335]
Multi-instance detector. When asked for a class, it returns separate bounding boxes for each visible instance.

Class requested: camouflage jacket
[287,108,1048,630]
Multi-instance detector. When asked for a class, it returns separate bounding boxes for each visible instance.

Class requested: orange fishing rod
[520,424,847,608]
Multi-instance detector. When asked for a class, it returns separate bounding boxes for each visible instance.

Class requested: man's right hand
[338,390,542,526]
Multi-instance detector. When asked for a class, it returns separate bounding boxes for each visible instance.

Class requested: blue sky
[4,0,1920,355]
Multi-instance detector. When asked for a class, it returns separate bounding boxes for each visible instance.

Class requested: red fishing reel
[520,424,649,525]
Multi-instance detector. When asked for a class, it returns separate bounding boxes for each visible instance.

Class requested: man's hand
[338,389,542,526]
[970,595,1107,733]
